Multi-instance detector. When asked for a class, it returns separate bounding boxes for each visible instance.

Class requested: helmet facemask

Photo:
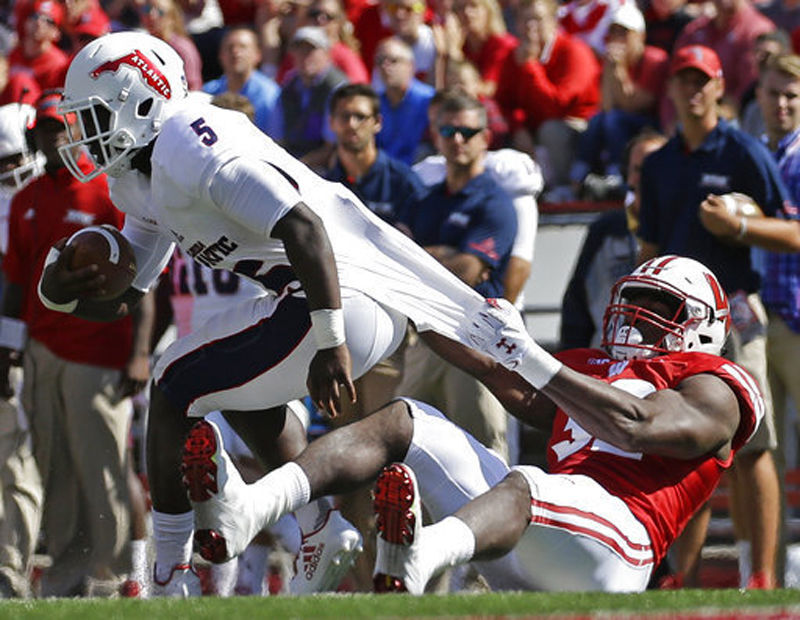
[0,151,44,196]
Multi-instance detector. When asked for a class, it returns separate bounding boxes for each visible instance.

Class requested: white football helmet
[602,255,730,360]
[0,103,44,196]
[58,31,188,182]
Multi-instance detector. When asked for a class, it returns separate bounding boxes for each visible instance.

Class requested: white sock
[152,510,194,582]
[737,540,752,588]
[237,543,270,595]
[295,497,334,534]
[426,516,476,572]
[251,462,311,527]
[130,539,148,583]
[212,558,238,596]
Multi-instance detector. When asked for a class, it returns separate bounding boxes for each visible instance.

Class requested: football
[720,192,764,219]
[66,225,137,300]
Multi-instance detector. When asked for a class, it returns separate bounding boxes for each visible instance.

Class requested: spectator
[495,0,600,200]
[275,26,348,167]
[301,0,369,83]
[0,50,41,107]
[66,1,111,55]
[0,102,43,599]
[568,3,668,200]
[354,0,436,80]
[756,53,800,548]
[324,81,426,590]
[759,0,800,36]
[0,91,152,596]
[674,0,776,107]
[443,60,508,148]
[643,0,694,55]
[449,0,516,98]
[557,0,625,57]
[374,37,435,164]
[138,0,204,90]
[8,0,69,90]
[203,26,282,137]
[256,0,310,81]
[396,91,517,460]
[637,45,800,589]
[740,30,791,139]
[560,128,666,350]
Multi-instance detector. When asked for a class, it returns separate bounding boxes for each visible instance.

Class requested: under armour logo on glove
[497,338,517,355]
[467,298,532,369]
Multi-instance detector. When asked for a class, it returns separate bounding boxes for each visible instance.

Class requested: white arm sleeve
[122,217,176,292]
[511,194,538,261]
[208,157,301,237]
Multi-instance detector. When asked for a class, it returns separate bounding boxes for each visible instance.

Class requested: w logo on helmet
[91,50,172,99]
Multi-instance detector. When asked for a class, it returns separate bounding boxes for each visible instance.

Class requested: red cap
[28,0,65,28]
[72,5,110,38]
[35,90,75,125]
[670,45,723,79]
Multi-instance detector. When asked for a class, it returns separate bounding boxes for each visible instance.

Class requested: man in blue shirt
[638,45,800,589]
[398,91,517,461]
[326,83,426,227]
[757,53,800,577]
[374,37,434,165]
[202,27,281,138]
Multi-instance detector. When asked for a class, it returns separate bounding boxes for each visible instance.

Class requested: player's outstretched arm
[468,298,741,460]
[37,240,144,322]
[271,202,356,417]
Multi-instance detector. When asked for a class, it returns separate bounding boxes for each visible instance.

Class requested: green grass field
[3,589,800,619]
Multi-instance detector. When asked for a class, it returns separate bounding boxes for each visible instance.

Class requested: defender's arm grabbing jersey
[109,100,485,343]
[547,349,763,565]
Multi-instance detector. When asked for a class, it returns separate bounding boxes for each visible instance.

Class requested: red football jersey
[548,349,763,564]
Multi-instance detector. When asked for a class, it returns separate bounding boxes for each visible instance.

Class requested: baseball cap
[670,45,723,79]
[291,26,330,49]
[28,0,65,28]
[611,3,645,33]
[35,90,75,125]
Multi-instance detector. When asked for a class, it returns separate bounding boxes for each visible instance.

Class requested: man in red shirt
[8,0,70,91]
[495,0,600,198]
[0,92,151,596]
[674,0,776,107]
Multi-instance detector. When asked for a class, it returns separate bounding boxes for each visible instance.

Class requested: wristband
[309,308,345,349]
[37,246,78,313]
[737,217,748,240]
[0,317,27,351]
[514,340,563,390]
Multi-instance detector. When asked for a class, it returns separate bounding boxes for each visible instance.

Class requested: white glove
[468,299,562,389]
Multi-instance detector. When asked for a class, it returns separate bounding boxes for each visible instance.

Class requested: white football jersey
[111,100,483,343]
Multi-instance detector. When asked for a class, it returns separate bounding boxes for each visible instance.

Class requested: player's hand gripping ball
[66,225,137,300]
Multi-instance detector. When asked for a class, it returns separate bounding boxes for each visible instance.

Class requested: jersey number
[190,118,218,146]
[550,418,642,462]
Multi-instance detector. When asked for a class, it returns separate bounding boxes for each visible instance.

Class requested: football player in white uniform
[37,32,501,595]
[177,256,763,593]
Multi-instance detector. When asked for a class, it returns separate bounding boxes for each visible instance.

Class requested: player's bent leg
[222,405,308,469]
[452,471,533,561]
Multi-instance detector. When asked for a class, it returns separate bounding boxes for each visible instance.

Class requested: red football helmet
[602,255,730,360]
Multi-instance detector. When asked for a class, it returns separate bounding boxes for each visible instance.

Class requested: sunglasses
[308,8,337,21]
[438,125,484,140]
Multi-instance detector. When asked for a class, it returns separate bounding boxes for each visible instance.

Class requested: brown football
[67,225,137,300]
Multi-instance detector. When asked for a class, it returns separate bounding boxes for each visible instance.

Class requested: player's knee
[373,399,415,459]
[501,471,535,525]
